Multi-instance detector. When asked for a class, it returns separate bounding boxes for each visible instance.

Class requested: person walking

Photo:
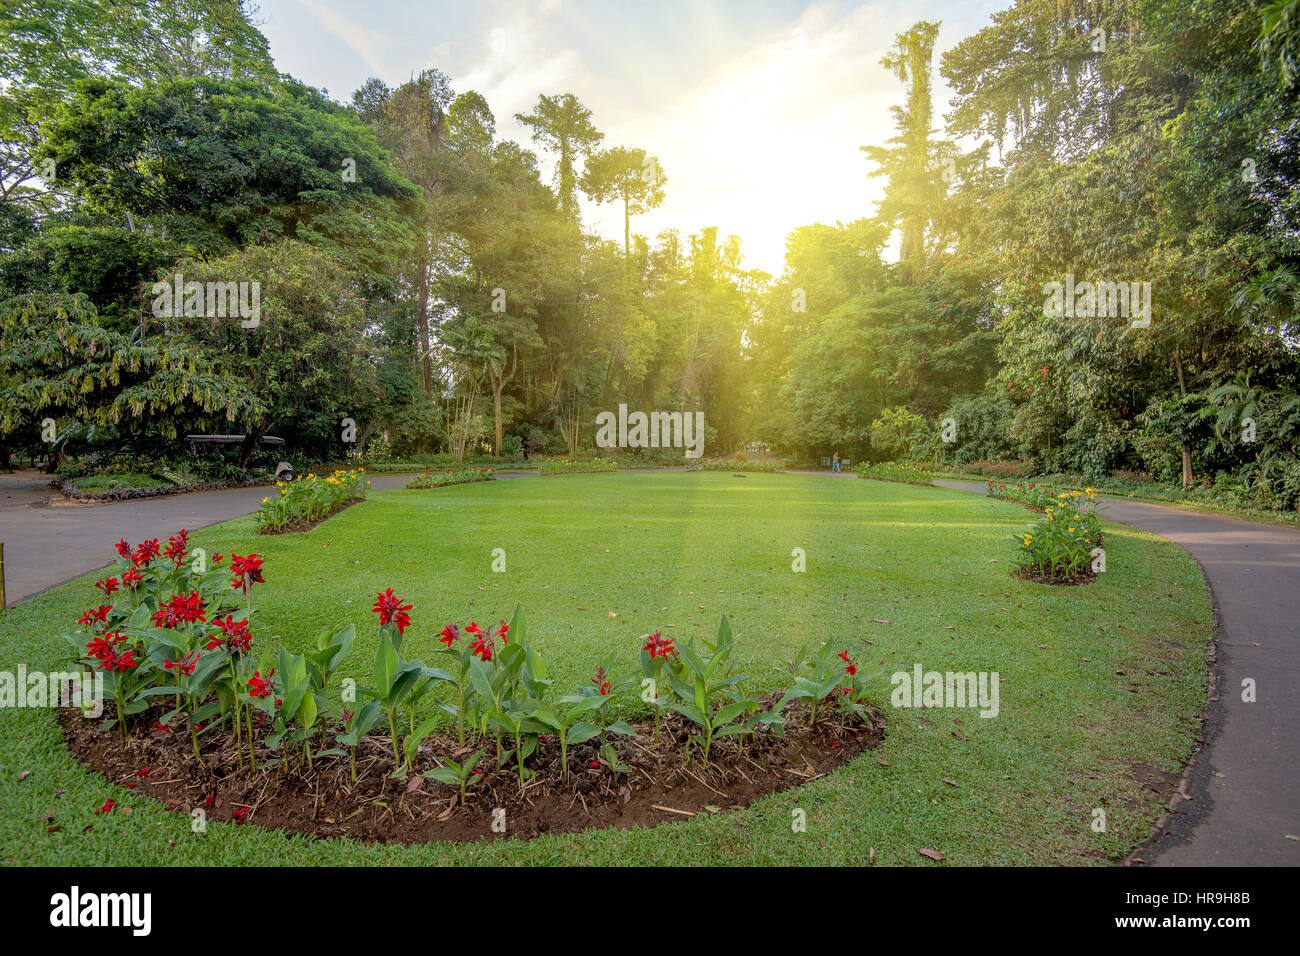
[832,452,841,473]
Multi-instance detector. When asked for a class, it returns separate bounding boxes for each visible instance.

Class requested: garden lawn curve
[0,472,1212,865]
[938,479,1300,866]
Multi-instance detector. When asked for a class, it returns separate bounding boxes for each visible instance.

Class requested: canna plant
[777,640,843,730]
[360,589,453,774]
[423,749,485,805]
[660,616,782,764]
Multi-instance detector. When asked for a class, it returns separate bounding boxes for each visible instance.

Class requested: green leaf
[373,632,398,697]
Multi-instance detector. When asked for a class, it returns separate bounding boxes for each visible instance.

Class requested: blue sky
[257,0,1005,274]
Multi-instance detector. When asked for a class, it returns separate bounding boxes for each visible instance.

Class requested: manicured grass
[0,473,1213,865]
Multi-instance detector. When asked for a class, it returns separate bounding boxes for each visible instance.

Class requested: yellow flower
[261,497,269,503]
[1068,527,1075,533]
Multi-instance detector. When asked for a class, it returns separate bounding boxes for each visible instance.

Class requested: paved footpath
[2,469,1296,864]
[935,479,1300,866]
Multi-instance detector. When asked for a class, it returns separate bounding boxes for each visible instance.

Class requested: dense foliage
[1,0,1295,508]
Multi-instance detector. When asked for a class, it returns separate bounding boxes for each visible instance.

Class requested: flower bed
[855,460,932,486]
[254,468,368,534]
[60,533,884,842]
[537,457,618,475]
[686,457,784,473]
[404,466,496,489]
[997,485,1104,584]
[984,479,1056,511]
[59,475,267,503]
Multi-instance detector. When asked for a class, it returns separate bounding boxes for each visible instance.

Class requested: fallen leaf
[17,770,31,782]
[872,618,891,624]
[917,847,945,861]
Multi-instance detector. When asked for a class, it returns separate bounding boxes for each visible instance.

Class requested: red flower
[494,620,509,641]
[85,630,125,662]
[211,553,224,567]
[247,670,275,699]
[838,650,857,676]
[464,621,484,637]
[163,650,200,677]
[121,566,144,589]
[95,576,120,596]
[469,633,494,661]
[1040,366,1048,376]
[231,806,250,822]
[132,538,161,566]
[77,605,114,631]
[230,553,265,594]
[372,588,413,635]
[114,539,131,559]
[151,720,173,734]
[642,631,674,658]
[137,767,151,777]
[206,615,252,653]
[97,645,137,672]
[152,592,206,628]
[438,624,460,647]
[591,666,611,695]
[94,798,118,814]
[162,530,190,565]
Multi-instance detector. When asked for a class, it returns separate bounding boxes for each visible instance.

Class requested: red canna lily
[438,623,460,647]
[643,631,675,658]
[247,670,275,699]
[114,539,131,559]
[94,576,120,596]
[372,588,413,635]
[163,650,200,677]
[97,646,137,672]
[94,798,119,814]
[230,553,265,594]
[206,615,252,653]
[77,605,114,631]
[162,530,190,565]
[132,539,161,566]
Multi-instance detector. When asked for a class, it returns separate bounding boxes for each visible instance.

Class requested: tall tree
[514,93,603,221]
[580,146,666,258]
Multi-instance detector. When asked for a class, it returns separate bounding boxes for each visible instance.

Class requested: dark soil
[257,497,361,535]
[1011,565,1098,586]
[61,697,885,844]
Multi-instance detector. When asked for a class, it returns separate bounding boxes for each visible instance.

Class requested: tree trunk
[414,234,433,396]
[1174,347,1193,487]
[237,426,268,468]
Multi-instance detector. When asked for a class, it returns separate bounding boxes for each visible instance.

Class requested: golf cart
[184,434,295,482]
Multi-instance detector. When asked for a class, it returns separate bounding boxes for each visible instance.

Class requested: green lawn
[0,473,1213,865]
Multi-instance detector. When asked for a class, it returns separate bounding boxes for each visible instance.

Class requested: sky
[257,0,1005,276]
